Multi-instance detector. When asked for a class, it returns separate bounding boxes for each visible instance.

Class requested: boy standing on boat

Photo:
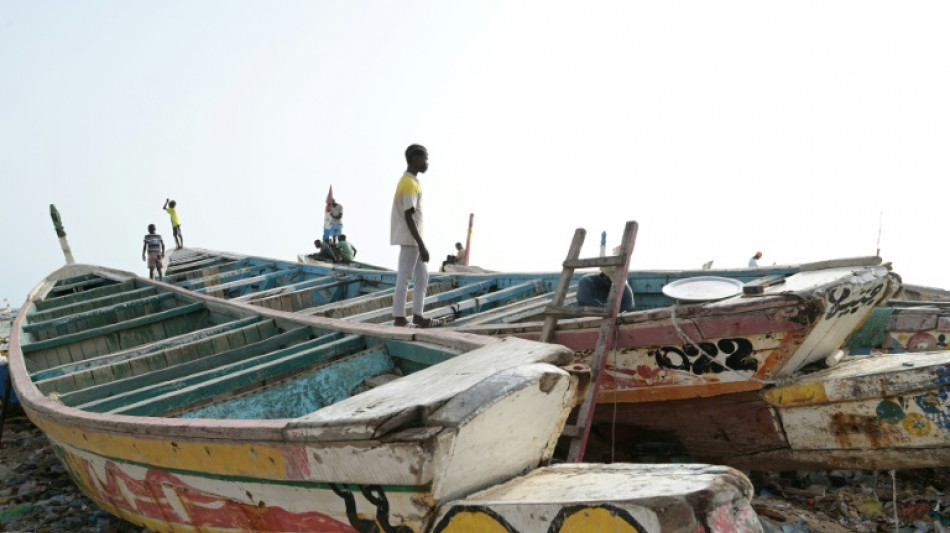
[142,224,166,280]
[163,199,183,250]
[391,144,435,328]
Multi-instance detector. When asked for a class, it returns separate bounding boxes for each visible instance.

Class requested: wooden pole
[50,204,75,265]
[463,213,473,266]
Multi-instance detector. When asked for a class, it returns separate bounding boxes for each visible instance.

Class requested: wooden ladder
[540,220,638,462]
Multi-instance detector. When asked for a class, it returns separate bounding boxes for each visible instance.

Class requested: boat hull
[10,265,579,533]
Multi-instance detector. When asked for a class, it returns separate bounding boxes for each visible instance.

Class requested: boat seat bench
[30,316,263,384]
[22,302,208,371]
[24,292,180,339]
[67,329,348,411]
[35,318,290,396]
[96,333,368,416]
[29,287,159,323]
[34,280,138,311]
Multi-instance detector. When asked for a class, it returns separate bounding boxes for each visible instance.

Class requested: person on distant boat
[163,199,183,250]
[748,251,763,267]
[440,242,466,271]
[576,267,635,312]
[391,144,438,328]
[337,234,357,263]
[323,208,333,243]
[328,201,343,244]
[142,224,166,280]
[309,239,339,263]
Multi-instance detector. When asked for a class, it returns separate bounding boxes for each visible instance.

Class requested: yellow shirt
[165,207,180,227]
[390,173,422,246]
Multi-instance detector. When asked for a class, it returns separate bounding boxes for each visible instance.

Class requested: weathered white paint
[286,338,574,441]
[769,266,895,375]
[767,351,950,459]
[432,463,762,533]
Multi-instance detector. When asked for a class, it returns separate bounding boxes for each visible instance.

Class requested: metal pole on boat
[50,204,75,265]
[463,213,473,266]
[876,210,883,257]
[600,231,606,257]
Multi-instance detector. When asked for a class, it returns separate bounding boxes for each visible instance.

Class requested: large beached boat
[148,244,950,471]
[9,263,767,533]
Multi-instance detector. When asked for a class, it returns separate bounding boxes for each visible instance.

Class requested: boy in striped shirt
[142,224,166,280]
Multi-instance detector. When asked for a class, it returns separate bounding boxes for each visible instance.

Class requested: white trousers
[393,245,429,317]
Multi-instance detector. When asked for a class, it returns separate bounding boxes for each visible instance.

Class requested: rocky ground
[0,408,148,533]
[0,405,948,533]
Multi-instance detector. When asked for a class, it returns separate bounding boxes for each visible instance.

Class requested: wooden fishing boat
[11,262,770,533]
[845,283,950,356]
[8,263,586,532]
[154,248,950,471]
[758,350,950,471]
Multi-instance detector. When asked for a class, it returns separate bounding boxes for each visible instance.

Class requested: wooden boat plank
[764,351,950,406]
[24,292,177,337]
[304,281,456,319]
[30,286,158,322]
[197,268,304,297]
[595,390,788,460]
[46,276,110,296]
[451,290,574,326]
[546,304,610,318]
[107,334,370,416]
[230,274,352,303]
[253,277,368,312]
[164,256,238,276]
[36,279,134,310]
[163,262,224,281]
[22,302,205,354]
[890,309,939,331]
[383,339,462,370]
[177,263,279,290]
[68,327,329,409]
[342,280,503,324]
[73,331,354,410]
[797,255,882,271]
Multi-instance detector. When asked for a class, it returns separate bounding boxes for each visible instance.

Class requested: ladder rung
[545,305,611,318]
[563,256,625,269]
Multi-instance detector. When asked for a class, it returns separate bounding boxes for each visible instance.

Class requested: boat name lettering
[649,338,758,375]
[825,280,886,320]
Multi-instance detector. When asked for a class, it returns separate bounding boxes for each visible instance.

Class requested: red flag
[326,185,334,212]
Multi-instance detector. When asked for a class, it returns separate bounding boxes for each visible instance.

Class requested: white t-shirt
[391,173,422,246]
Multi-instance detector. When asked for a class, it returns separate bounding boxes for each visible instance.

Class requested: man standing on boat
[328,201,343,244]
[390,144,435,328]
[749,251,763,267]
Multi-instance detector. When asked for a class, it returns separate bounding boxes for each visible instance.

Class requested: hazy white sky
[2,1,948,306]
